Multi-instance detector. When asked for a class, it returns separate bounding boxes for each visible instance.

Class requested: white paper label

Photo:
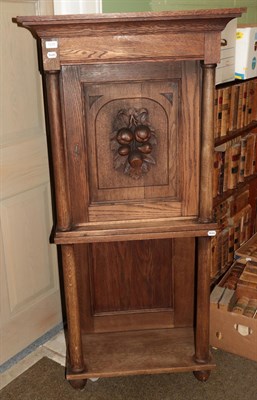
[46,41,58,49]
[47,51,57,59]
[208,230,217,237]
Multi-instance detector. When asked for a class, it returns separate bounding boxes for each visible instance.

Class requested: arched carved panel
[83,78,179,205]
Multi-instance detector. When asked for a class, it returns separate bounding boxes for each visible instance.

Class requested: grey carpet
[1,349,257,400]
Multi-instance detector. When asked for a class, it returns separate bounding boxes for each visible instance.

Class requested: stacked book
[211,233,257,317]
[213,132,257,198]
[214,78,257,139]
[211,187,252,279]
[210,259,257,318]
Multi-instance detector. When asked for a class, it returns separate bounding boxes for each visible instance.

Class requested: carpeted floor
[1,349,257,400]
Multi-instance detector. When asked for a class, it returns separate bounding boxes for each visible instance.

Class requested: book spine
[223,148,229,193]
[237,84,244,129]
[244,81,250,126]
[228,226,235,264]
[212,151,220,198]
[233,85,240,130]
[247,80,253,125]
[244,133,255,177]
[214,89,218,139]
[251,78,257,121]
[218,151,225,195]
[238,137,247,183]
[227,143,241,189]
[228,84,236,132]
[233,187,249,215]
[217,88,223,138]
[221,87,230,137]
[241,82,247,129]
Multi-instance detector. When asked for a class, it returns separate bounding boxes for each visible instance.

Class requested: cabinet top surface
[16,8,246,25]
[15,8,246,37]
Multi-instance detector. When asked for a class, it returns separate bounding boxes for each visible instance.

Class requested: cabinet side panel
[180,61,201,216]
[61,66,89,224]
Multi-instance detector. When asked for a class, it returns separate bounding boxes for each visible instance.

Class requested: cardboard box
[216,19,237,85]
[210,260,257,362]
[235,27,257,80]
[210,302,257,362]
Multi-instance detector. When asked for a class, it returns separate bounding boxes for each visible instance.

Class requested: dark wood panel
[181,61,200,216]
[173,237,195,327]
[90,239,173,313]
[92,310,174,333]
[61,66,89,225]
[59,33,204,64]
[79,61,182,83]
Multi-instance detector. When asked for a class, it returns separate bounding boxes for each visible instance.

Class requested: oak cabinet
[16,8,245,389]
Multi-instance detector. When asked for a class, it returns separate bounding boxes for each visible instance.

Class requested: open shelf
[213,174,257,207]
[66,328,216,380]
[214,120,257,147]
[54,219,218,244]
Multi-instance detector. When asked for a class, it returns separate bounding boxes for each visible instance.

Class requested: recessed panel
[90,240,173,314]
[84,80,179,203]
[95,97,169,189]
[61,61,200,224]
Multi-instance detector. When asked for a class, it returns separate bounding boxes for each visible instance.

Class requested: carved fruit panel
[111,107,157,179]
[84,80,178,203]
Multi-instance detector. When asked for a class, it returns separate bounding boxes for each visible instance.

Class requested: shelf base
[66,328,215,380]
[55,219,218,244]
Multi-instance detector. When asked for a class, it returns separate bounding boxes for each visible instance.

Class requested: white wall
[54,0,102,14]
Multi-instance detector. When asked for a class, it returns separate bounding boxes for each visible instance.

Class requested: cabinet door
[60,61,201,226]
[0,0,61,364]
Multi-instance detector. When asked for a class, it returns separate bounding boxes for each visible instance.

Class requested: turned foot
[68,379,87,390]
[193,370,211,382]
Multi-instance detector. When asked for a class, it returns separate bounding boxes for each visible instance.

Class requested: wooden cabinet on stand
[16,8,245,390]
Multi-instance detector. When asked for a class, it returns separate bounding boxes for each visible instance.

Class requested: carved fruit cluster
[111,108,157,179]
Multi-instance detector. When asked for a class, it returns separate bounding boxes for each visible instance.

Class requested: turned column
[46,71,86,388]
[45,71,71,231]
[194,63,216,372]
[62,245,85,374]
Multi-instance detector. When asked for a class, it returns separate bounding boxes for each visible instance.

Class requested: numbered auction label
[45,41,58,49]
[47,51,57,59]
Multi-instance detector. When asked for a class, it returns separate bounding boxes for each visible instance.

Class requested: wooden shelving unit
[212,76,257,284]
